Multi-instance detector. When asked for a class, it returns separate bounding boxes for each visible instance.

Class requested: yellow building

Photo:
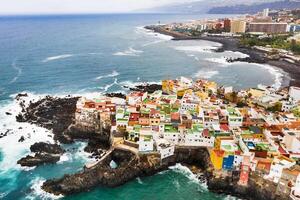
[162,80,178,94]
[230,20,246,33]
[214,136,234,149]
[204,81,217,93]
[210,149,225,170]
[248,88,265,98]
[177,88,191,99]
[195,91,209,101]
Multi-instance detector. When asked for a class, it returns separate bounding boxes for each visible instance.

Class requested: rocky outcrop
[123,84,162,93]
[17,153,61,167]
[207,172,290,200]
[42,147,211,196]
[15,95,111,157]
[105,93,126,99]
[16,96,79,143]
[30,142,65,154]
[17,142,65,167]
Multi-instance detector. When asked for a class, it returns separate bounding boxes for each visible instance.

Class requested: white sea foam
[205,57,231,66]
[98,78,119,92]
[42,54,73,62]
[251,63,284,89]
[175,45,218,53]
[136,26,173,41]
[9,60,22,84]
[95,70,120,80]
[224,51,249,59]
[194,70,219,79]
[169,164,207,189]
[136,177,144,185]
[113,47,143,57]
[26,177,63,200]
[224,195,240,200]
[22,166,36,171]
[119,80,161,89]
[0,93,56,173]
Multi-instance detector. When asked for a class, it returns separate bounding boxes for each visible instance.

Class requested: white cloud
[0,0,197,15]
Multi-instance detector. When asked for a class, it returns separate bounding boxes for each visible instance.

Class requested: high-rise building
[249,22,288,34]
[230,20,246,33]
[263,8,269,17]
[224,19,231,32]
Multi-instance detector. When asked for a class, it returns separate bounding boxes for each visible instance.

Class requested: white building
[267,156,296,183]
[183,130,215,147]
[283,129,300,154]
[227,108,243,128]
[290,86,300,102]
[138,128,154,152]
[156,139,175,159]
[291,174,300,200]
[128,91,147,106]
[263,8,269,17]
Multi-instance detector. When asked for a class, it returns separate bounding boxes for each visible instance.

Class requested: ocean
[0,13,285,199]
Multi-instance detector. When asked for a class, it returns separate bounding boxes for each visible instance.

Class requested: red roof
[171,112,180,120]
[220,124,230,132]
[278,145,289,155]
[129,113,140,121]
[202,129,210,137]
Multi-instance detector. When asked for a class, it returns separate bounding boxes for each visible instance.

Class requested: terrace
[164,124,178,133]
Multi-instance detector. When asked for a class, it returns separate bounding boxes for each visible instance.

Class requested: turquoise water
[0,13,282,199]
[65,167,228,200]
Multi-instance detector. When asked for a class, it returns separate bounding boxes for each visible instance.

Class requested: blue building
[290,24,300,32]
[222,155,234,170]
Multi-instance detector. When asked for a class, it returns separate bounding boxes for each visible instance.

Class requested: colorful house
[210,149,225,170]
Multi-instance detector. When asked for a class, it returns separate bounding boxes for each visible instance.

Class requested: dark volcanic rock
[17,153,61,167]
[17,142,65,167]
[42,147,210,196]
[105,93,126,99]
[30,142,65,154]
[124,84,162,93]
[15,93,28,101]
[207,172,290,200]
[16,96,79,142]
[18,136,25,142]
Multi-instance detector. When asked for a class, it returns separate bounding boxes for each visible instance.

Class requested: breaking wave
[252,63,284,89]
[98,78,119,92]
[119,80,161,89]
[95,70,120,80]
[9,60,22,84]
[135,26,174,42]
[42,54,74,62]
[175,45,220,53]
[113,47,143,57]
[26,177,63,200]
[169,164,207,189]
[194,70,219,79]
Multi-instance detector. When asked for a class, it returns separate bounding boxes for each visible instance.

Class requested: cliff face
[207,172,290,200]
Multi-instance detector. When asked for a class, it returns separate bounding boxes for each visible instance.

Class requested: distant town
[148,8,300,64]
[74,76,300,199]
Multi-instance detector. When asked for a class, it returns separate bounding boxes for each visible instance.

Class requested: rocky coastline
[42,147,211,196]
[12,87,290,199]
[145,25,300,87]
[17,142,65,167]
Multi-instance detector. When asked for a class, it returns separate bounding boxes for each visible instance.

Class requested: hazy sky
[0,0,197,15]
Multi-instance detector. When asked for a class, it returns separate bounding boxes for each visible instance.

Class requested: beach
[145,25,300,87]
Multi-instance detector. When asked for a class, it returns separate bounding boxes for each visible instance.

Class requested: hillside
[208,0,300,14]
[142,0,280,14]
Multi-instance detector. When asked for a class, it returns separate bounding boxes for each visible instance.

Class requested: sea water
[0,13,284,199]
